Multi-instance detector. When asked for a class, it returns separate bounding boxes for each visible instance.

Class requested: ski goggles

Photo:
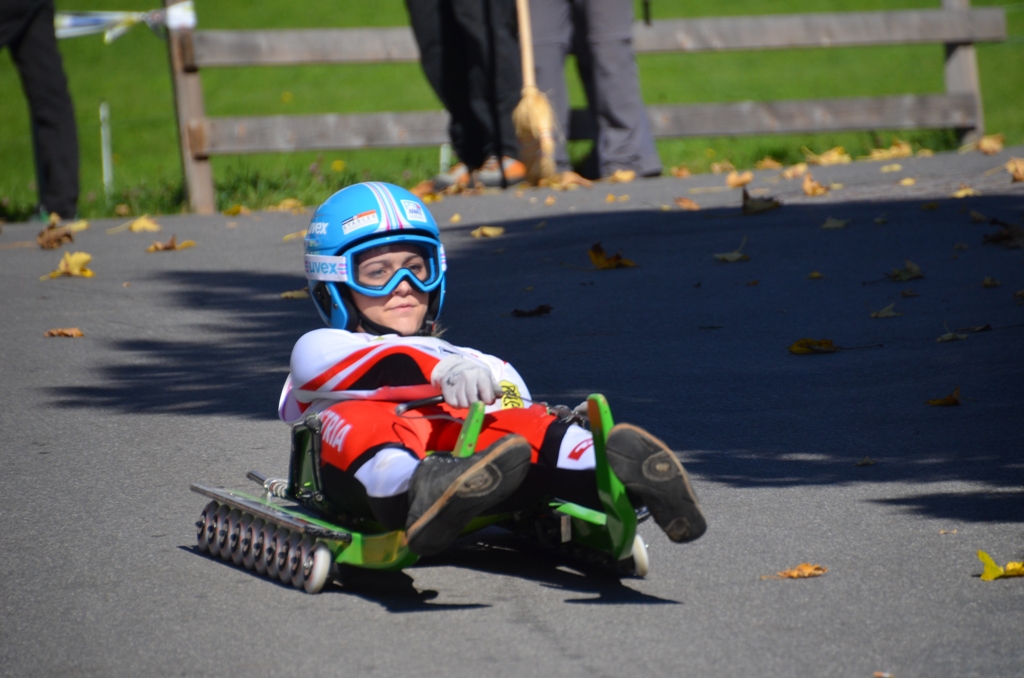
[304,234,446,297]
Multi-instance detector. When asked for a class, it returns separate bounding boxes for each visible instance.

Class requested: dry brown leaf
[589,242,636,269]
[917,148,934,157]
[874,214,889,225]
[449,213,462,223]
[960,133,1004,155]
[780,163,808,180]
[540,171,593,190]
[471,225,505,238]
[862,138,912,161]
[937,326,968,342]
[755,156,782,170]
[870,303,903,318]
[67,220,88,233]
[280,287,309,299]
[1006,158,1024,182]
[742,189,781,215]
[146,235,195,252]
[37,225,73,249]
[899,177,917,186]
[618,194,630,202]
[880,163,903,173]
[969,210,988,223]
[885,260,923,282]
[808,271,824,279]
[410,179,436,198]
[855,456,876,466]
[939,529,957,535]
[607,169,636,183]
[106,215,161,235]
[982,276,1001,288]
[789,338,838,354]
[605,193,616,203]
[44,327,84,338]
[803,146,851,166]
[762,563,828,580]
[669,165,691,178]
[821,216,849,230]
[674,197,700,211]
[544,195,557,205]
[951,184,980,198]
[282,230,307,242]
[222,204,251,216]
[713,237,750,263]
[710,160,735,174]
[1016,290,1024,305]
[267,198,305,214]
[901,289,919,298]
[40,251,95,280]
[921,202,939,211]
[726,170,753,188]
[926,387,961,406]
[511,304,554,317]
[983,224,1024,249]
[746,279,760,287]
[803,172,829,196]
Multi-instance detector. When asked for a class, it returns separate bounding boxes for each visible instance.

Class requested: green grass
[1,0,1021,220]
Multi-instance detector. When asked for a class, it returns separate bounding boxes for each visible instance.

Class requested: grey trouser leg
[529,0,574,172]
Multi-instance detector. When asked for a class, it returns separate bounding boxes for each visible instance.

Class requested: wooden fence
[165,0,1006,213]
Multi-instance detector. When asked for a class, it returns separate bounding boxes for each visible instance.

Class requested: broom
[512,0,556,184]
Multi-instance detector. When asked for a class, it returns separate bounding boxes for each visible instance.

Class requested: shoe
[475,156,526,188]
[605,424,706,543]
[432,162,472,190]
[405,434,531,556]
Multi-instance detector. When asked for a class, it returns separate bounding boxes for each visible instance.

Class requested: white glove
[430,355,501,409]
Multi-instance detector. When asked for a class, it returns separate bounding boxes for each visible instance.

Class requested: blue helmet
[304,182,446,334]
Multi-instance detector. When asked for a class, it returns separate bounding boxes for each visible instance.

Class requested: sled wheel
[231,513,252,566]
[243,518,264,571]
[255,522,276,575]
[303,541,332,594]
[265,528,285,579]
[196,501,218,552]
[209,505,231,558]
[630,534,649,578]
[285,532,304,587]
[274,530,293,583]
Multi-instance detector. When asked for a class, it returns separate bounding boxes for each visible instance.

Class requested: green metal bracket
[452,400,485,458]
[587,393,637,560]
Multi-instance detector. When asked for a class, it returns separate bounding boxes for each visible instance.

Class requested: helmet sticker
[305,254,348,282]
[401,199,427,223]
[309,221,329,235]
[342,209,379,234]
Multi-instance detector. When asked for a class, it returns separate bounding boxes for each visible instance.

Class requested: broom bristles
[513,85,556,183]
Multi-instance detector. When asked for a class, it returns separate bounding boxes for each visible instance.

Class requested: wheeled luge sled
[190,394,649,593]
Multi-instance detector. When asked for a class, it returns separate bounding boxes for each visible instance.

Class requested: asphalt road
[2,147,1023,677]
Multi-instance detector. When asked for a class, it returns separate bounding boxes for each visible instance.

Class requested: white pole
[100,101,113,199]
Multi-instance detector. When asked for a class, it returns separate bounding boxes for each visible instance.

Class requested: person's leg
[529,0,574,172]
[577,0,661,178]
[488,0,523,163]
[10,0,79,218]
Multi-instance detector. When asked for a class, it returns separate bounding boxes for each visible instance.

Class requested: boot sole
[405,435,531,556]
[605,424,707,543]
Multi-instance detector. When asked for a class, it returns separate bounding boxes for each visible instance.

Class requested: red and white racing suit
[279,329,599,528]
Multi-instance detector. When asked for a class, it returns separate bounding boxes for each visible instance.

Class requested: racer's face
[351,244,429,335]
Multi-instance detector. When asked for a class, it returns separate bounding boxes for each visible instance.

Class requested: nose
[393,278,415,296]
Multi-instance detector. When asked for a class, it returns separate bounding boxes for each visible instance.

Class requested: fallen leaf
[755,156,782,170]
[926,387,961,406]
[67,220,89,233]
[222,204,251,216]
[901,289,919,298]
[669,165,691,178]
[870,303,903,318]
[746,280,760,287]
[540,171,593,190]
[617,194,630,202]
[1006,158,1024,182]
[808,271,824,279]
[937,325,968,342]
[802,172,829,196]
[885,260,923,282]
[960,133,1004,156]
[40,251,95,280]
[726,170,753,188]
[742,189,781,215]
[605,193,616,203]
[977,550,1024,581]
[780,163,807,180]
[880,163,903,173]
[106,215,161,235]
[511,304,554,317]
[957,324,992,333]
[855,456,876,466]
[607,169,636,183]
[37,225,73,249]
[939,529,957,535]
[0,241,35,250]
[899,177,917,186]
[951,183,979,198]
[982,276,1001,288]
[280,287,309,299]
[1016,290,1024,305]
[788,338,838,354]
[761,563,828,580]
[862,138,912,161]
[953,242,970,251]
[969,210,988,223]
[282,230,307,242]
[982,224,1024,249]
[674,197,700,211]
[534,221,546,229]
[544,195,557,205]
[589,242,636,269]
[917,148,934,157]
[267,198,304,214]
[710,160,735,174]
[829,182,844,190]
[146,235,196,252]
[44,327,84,338]
[122,281,130,288]
[410,179,437,198]
[713,237,750,263]
[821,216,849,230]
[449,213,462,223]
[874,214,889,225]
[921,202,938,211]
[471,225,505,238]
[660,205,670,211]
[803,146,851,166]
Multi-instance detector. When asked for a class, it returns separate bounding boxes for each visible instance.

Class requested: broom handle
[516,0,537,90]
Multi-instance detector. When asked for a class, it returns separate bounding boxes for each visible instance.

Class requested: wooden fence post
[164,0,215,214]
[943,0,985,143]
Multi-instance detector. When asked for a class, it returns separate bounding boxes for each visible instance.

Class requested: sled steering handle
[395,395,445,415]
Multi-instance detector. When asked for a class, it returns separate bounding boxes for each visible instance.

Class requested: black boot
[605,424,707,543]
[405,434,531,556]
